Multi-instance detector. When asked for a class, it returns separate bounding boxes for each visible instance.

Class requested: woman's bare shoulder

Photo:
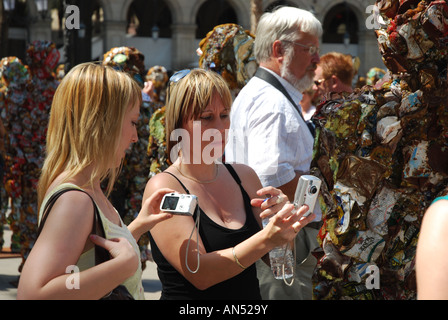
[226,162,258,179]
[224,163,262,194]
[144,168,186,197]
[45,188,95,223]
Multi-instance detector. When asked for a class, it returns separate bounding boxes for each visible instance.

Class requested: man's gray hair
[254,6,323,63]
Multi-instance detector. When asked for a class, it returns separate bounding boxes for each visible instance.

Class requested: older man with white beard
[225,6,322,300]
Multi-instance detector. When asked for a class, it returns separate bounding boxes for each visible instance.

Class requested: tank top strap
[163,165,250,209]
[223,163,242,185]
[162,171,191,194]
[163,164,242,191]
[223,163,253,216]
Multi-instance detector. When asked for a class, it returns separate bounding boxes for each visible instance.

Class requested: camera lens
[309,186,317,194]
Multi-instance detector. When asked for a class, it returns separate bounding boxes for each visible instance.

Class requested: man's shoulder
[241,75,282,94]
[234,77,288,109]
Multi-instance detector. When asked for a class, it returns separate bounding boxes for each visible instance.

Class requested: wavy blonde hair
[165,69,232,157]
[37,62,142,209]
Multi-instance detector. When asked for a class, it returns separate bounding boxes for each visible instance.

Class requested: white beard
[280,54,315,92]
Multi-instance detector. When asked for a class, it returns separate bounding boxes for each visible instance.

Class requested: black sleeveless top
[148,163,262,300]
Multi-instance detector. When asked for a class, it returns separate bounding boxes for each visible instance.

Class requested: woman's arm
[145,171,314,291]
[127,188,175,241]
[17,191,138,300]
[416,199,448,300]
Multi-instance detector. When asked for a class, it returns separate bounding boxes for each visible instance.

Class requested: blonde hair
[37,62,142,208]
[165,69,232,156]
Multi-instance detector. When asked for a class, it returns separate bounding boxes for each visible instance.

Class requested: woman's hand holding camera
[128,188,175,240]
[251,186,316,248]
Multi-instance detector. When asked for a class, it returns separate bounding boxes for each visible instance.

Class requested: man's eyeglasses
[283,41,320,56]
[314,79,326,87]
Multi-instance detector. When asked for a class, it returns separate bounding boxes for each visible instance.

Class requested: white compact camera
[160,193,198,216]
[293,175,321,217]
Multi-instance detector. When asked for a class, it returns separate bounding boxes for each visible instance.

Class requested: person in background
[145,65,169,104]
[416,190,448,299]
[144,68,315,300]
[17,63,173,299]
[300,86,317,121]
[313,51,354,104]
[225,6,323,300]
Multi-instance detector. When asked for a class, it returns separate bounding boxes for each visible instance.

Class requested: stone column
[103,20,127,52]
[171,23,197,70]
[357,28,385,76]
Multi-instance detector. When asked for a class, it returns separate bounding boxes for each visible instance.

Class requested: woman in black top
[143,69,315,300]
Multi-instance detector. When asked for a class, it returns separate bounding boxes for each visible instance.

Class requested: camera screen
[162,196,179,210]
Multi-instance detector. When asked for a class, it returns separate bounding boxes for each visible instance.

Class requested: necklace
[174,163,219,184]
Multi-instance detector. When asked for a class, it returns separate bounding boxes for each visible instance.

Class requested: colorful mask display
[311,0,448,299]
[198,23,258,95]
[0,41,60,265]
[103,46,146,86]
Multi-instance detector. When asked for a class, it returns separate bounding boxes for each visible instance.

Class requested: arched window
[322,3,358,44]
[49,0,103,40]
[127,0,172,38]
[196,0,237,39]
[5,0,28,28]
[91,1,104,37]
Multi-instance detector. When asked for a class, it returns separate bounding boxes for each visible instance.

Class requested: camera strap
[162,171,201,274]
[185,205,201,274]
[254,67,316,138]
[282,241,296,286]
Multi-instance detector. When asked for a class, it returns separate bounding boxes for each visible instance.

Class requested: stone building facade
[4,0,384,76]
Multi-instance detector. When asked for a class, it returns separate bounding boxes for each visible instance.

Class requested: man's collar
[259,67,303,106]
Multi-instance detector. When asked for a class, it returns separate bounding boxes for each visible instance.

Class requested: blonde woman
[144,69,315,300]
[17,63,173,300]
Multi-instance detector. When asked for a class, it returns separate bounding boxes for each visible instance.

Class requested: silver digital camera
[160,193,198,216]
[293,175,321,217]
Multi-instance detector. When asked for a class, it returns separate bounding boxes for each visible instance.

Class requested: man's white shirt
[225,68,321,221]
[226,67,314,188]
